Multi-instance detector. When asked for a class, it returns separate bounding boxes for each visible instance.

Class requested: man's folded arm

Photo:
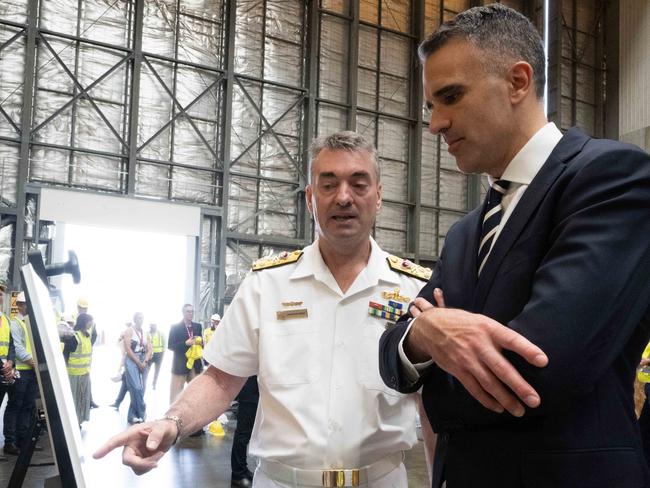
[502,148,650,414]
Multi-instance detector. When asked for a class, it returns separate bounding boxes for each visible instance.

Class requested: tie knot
[487,180,510,206]
[492,179,510,194]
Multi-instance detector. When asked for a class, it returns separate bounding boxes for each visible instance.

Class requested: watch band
[160,415,183,445]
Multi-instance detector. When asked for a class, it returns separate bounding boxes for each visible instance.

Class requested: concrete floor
[0,345,431,487]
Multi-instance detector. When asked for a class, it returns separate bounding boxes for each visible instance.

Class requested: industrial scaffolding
[0,0,613,319]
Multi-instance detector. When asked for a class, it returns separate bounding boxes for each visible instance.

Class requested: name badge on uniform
[276,301,308,320]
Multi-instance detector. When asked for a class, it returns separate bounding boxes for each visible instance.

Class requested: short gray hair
[308,131,380,183]
[418,3,545,99]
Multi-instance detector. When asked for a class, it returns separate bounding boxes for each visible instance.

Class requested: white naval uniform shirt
[203,237,425,470]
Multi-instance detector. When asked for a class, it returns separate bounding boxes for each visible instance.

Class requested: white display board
[22,262,87,487]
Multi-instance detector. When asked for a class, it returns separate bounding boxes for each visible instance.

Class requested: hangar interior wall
[0,0,609,319]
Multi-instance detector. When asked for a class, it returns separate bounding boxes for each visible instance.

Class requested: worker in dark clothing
[231,376,259,488]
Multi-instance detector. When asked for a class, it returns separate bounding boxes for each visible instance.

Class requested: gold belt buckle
[322,469,360,487]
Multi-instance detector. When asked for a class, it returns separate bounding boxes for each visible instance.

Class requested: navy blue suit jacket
[380,128,650,487]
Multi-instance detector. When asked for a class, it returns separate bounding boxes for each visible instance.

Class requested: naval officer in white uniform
[95,131,434,487]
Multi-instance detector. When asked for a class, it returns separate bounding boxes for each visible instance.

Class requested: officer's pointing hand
[93,420,177,475]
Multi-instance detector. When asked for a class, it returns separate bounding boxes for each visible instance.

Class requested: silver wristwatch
[160,415,183,445]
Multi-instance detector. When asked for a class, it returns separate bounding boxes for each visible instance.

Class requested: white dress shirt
[203,237,427,471]
[398,122,564,381]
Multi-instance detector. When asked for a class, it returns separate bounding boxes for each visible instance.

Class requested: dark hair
[182,303,193,312]
[75,313,93,332]
[418,3,545,98]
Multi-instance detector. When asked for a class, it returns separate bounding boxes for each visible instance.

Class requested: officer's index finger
[93,429,140,459]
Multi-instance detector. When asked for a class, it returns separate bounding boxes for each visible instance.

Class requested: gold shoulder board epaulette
[252,250,303,271]
[386,255,432,282]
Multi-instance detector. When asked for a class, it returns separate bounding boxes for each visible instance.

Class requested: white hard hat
[210,313,221,321]
[16,291,26,303]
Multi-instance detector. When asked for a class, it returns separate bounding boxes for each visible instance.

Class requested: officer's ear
[305,185,314,215]
[376,182,382,212]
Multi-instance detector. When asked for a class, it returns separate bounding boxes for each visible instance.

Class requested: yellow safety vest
[203,327,215,347]
[0,315,10,359]
[67,330,92,376]
[638,342,650,383]
[149,331,164,353]
[15,317,33,371]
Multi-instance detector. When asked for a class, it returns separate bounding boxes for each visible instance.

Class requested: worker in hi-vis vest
[63,313,95,427]
[0,282,17,462]
[202,313,220,367]
[147,323,165,390]
[3,292,39,456]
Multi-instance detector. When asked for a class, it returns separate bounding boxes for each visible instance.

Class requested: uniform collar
[291,237,400,296]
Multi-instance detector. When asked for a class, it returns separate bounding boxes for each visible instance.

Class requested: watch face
[642,366,650,374]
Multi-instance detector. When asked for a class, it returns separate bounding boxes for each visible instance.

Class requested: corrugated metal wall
[0,0,615,319]
[619,0,650,151]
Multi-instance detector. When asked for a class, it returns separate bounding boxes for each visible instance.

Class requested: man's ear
[305,184,314,214]
[376,183,382,212]
[508,61,535,104]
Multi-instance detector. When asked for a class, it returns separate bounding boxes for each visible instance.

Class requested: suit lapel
[471,128,590,310]
[462,205,485,299]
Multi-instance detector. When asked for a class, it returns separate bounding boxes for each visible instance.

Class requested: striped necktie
[477,180,510,275]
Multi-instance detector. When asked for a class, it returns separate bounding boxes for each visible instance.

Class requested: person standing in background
[230,376,259,488]
[147,323,165,390]
[204,314,220,348]
[123,312,151,424]
[167,304,202,403]
[63,313,95,427]
[77,298,99,409]
[0,282,16,462]
[202,314,220,366]
[110,321,132,410]
[3,292,40,456]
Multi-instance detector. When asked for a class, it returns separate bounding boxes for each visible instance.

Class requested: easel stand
[7,408,55,488]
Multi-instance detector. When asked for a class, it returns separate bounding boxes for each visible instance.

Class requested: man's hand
[639,358,650,368]
[1,362,13,381]
[93,420,177,475]
[1,359,12,375]
[405,304,548,417]
[185,338,195,346]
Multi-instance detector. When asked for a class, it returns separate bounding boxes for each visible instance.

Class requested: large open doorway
[59,223,190,345]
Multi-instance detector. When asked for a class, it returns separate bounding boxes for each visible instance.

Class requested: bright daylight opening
[57,223,189,409]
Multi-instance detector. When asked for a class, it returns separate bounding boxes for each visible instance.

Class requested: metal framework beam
[347,1,360,129]
[409,0,424,261]
[11,0,38,286]
[298,0,318,243]
[215,0,237,313]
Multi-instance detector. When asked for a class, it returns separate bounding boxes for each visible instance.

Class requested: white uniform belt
[258,451,404,487]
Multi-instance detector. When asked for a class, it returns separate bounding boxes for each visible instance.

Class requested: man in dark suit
[379,4,650,487]
[168,303,203,404]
